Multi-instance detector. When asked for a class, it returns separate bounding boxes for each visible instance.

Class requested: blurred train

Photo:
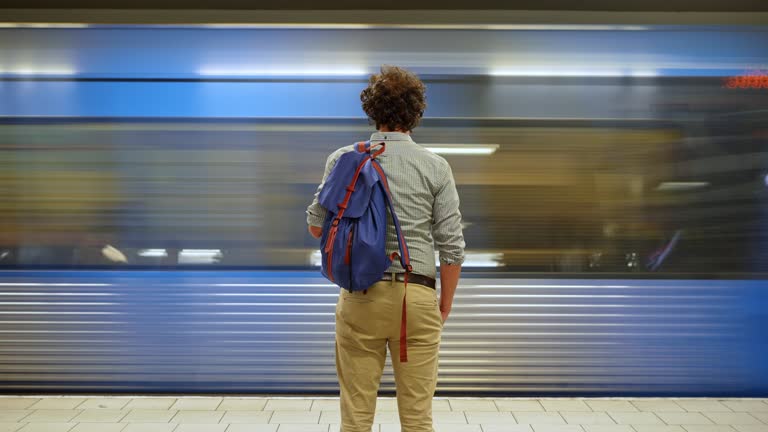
[0,24,767,395]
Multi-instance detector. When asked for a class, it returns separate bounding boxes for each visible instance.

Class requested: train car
[0,24,767,395]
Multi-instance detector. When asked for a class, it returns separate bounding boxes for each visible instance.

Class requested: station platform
[0,396,767,432]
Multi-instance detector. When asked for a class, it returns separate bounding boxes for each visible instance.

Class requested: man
[306,65,465,432]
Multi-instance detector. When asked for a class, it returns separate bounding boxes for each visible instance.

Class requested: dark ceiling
[2,0,768,11]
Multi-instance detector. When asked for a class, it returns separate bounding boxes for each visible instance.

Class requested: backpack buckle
[332,219,340,227]
[370,142,386,159]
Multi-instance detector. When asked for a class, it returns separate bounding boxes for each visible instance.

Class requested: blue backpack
[319,141,413,292]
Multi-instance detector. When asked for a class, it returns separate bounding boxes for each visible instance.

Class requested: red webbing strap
[372,151,411,362]
[370,142,386,159]
[373,163,412,267]
[400,271,409,363]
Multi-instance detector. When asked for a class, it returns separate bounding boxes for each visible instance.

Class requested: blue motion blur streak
[0,270,766,395]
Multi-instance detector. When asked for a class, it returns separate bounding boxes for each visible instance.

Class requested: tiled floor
[0,396,766,432]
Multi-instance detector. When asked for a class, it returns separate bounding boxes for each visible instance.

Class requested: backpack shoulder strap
[371,160,412,272]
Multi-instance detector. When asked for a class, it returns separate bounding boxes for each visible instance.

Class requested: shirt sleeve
[306,149,343,227]
[432,161,466,265]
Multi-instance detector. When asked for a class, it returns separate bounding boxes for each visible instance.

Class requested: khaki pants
[335,279,443,432]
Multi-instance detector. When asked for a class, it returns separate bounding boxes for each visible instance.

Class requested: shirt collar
[369,131,413,142]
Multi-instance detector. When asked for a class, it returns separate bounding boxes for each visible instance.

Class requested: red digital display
[724,70,768,89]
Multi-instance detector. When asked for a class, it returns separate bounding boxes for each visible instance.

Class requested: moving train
[0,23,766,395]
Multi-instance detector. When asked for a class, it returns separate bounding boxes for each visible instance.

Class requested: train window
[0,116,766,276]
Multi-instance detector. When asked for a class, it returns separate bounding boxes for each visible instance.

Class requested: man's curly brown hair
[360,65,426,132]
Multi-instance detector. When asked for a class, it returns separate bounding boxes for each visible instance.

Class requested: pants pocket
[409,284,438,309]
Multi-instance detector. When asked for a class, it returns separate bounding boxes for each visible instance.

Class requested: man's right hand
[439,263,461,326]
[440,306,450,325]
[308,225,323,239]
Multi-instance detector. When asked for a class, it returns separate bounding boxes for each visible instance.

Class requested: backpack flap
[318,151,376,219]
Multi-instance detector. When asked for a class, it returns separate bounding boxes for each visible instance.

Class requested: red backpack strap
[370,142,386,159]
[372,159,413,363]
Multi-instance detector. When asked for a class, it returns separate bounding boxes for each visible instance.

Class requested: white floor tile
[120,424,177,432]
[264,400,313,412]
[433,425,482,432]
[0,411,32,423]
[220,410,272,423]
[71,410,128,423]
[29,400,86,411]
[276,425,329,432]
[751,413,768,423]
[77,399,130,410]
[375,399,399,412]
[495,401,545,412]
[434,400,452,412]
[607,412,663,425]
[320,411,341,424]
[632,401,686,413]
[23,411,80,423]
[120,409,177,423]
[123,399,176,411]
[373,411,400,424]
[218,398,268,411]
[582,425,634,432]
[269,410,320,424]
[721,402,768,413]
[17,424,75,432]
[560,412,616,425]
[732,425,768,432]
[676,401,733,413]
[434,411,470,424]
[481,424,533,432]
[171,410,225,424]
[385,424,488,432]
[69,423,126,432]
[585,401,638,413]
[174,425,227,432]
[681,425,736,432]
[703,413,763,425]
[448,400,498,412]
[464,411,515,424]
[311,400,340,412]
[657,413,713,425]
[225,425,279,432]
[513,412,566,425]
[530,425,585,432]
[0,424,24,432]
[631,426,686,432]
[0,399,39,410]
[541,401,592,412]
[170,398,222,411]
